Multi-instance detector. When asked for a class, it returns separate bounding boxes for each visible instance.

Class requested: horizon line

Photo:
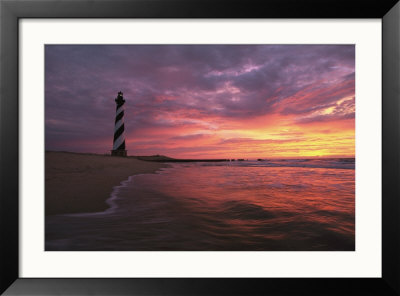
[45,150,355,160]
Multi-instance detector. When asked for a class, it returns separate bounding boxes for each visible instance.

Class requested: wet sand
[45,151,167,216]
[46,159,355,251]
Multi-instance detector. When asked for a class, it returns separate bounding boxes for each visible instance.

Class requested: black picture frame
[1,0,399,295]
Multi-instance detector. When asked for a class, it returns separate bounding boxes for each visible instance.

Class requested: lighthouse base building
[111,91,127,157]
[111,149,127,157]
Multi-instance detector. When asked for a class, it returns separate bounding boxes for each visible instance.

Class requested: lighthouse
[111,91,127,156]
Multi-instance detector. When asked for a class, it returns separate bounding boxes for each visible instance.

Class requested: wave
[178,158,355,170]
[46,160,355,251]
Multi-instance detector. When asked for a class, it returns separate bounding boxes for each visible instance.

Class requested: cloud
[45,45,355,157]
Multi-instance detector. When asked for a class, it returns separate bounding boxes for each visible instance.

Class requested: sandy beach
[46,158,355,251]
[45,151,167,216]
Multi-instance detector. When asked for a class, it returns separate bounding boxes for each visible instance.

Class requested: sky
[45,45,355,159]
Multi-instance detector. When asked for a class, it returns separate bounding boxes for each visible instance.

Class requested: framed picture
[1,0,399,295]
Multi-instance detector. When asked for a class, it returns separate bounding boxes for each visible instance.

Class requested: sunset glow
[45,45,355,158]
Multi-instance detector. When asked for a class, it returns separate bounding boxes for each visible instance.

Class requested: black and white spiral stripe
[113,101,125,150]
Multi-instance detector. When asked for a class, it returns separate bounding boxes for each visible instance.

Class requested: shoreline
[45,151,167,216]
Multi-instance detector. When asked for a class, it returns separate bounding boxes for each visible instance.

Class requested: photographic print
[45,44,355,251]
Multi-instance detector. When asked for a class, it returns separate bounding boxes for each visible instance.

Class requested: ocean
[45,158,355,251]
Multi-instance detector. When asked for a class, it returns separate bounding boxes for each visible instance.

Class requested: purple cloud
[45,44,355,155]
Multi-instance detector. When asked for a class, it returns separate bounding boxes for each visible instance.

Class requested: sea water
[46,159,355,251]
